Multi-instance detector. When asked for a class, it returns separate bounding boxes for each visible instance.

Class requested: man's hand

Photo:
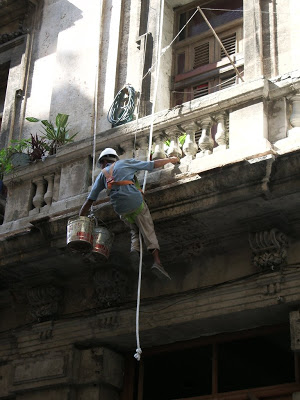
[154,157,180,169]
[169,156,180,164]
[79,199,93,216]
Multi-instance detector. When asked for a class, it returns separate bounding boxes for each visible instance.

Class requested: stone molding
[249,228,288,269]
[93,268,129,308]
[290,311,300,352]
[27,285,63,320]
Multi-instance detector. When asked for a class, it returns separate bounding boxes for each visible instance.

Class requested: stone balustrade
[1,75,300,233]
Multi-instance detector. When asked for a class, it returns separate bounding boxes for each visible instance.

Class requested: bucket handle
[88,211,109,230]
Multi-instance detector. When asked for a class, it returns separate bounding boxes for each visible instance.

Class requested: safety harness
[102,162,144,223]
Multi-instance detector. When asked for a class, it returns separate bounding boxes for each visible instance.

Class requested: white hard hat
[97,147,119,167]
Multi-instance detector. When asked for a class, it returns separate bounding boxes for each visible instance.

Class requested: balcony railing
[1,74,300,233]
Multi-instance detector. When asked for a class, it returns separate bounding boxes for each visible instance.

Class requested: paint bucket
[67,216,94,252]
[92,226,114,260]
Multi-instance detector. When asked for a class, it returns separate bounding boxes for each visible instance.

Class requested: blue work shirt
[88,159,155,214]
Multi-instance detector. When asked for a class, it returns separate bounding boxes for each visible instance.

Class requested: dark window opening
[179,0,243,41]
[218,332,295,392]
[143,346,212,400]
[120,326,299,400]
[0,62,10,132]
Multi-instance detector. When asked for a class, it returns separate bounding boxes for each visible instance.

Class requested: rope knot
[134,347,142,361]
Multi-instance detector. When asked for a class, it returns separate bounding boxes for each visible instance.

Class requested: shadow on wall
[34,0,83,59]
[26,1,97,141]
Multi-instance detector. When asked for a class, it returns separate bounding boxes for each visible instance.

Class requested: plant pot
[11,152,30,167]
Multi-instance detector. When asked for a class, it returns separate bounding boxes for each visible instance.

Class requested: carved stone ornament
[93,268,128,308]
[27,285,63,320]
[249,228,288,270]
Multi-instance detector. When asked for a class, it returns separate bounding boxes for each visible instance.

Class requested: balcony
[0,73,300,343]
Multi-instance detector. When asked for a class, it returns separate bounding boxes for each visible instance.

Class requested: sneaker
[151,262,171,280]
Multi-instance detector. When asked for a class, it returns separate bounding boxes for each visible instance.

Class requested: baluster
[214,112,227,152]
[136,136,148,161]
[165,126,182,159]
[32,177,45,211]
[152,132,167,160]
[289,94,300,136]
[122,140,135,159]
[197,116,213,157]
[181,121,198,158]
[44,174,54,207]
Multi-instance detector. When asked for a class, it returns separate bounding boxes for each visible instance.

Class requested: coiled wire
[107,84,136,127]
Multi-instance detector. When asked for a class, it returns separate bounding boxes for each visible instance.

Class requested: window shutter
[220,75,236,89]
[221,33,236,58]
[193,82,209,99]
[193,42,209,69]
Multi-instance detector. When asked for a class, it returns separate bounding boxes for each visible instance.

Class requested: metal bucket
[67,216,94,252]
[92,226,114,260]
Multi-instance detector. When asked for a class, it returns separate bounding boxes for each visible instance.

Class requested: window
[0,62,9,132]
[172,0,244,106]
[121,326,300,400]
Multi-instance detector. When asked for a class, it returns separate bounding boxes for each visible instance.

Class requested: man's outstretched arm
[154,156,180,168]
[79,198,94,216]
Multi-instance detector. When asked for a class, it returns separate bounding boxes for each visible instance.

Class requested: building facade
[0,0,300,399]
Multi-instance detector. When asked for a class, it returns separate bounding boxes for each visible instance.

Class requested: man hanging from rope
[79,147,179,280]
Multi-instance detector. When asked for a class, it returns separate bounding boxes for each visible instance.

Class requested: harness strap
[122,202,144,224]
[109,180,134,189]
[102,162,142,192]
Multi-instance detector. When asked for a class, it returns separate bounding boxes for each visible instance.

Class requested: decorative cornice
[0,29,28,45]
[93,268,129,308]
[249,228,289,270]
[27,285,63,320]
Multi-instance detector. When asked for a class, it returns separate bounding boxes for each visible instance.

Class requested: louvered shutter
[220,75,236,89]
[193,82,209,99]
[193,42,209,69]
[221,33,236,58]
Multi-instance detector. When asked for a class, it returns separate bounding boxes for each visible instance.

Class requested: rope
[142,8,198,81]
[134,0,165,362]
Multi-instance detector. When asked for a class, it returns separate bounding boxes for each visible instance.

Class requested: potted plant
[8,138,31,167]
[0,139,31,173]
[26,113,78,155]
[28,134,49,161]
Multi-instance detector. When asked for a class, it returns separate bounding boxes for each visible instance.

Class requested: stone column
[165,126,182,158]
[152,132,167,160]
[197,116,213,157]
[44,174,54,208]
[136,135,148,161]
[32,177,45,211]
[243,0,264,80]
[288,94,300,138]
[122,140,135,159]
[181,121,198,158]
[214,112,227,152]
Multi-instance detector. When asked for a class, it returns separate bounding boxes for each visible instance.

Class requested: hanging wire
[107,84,136,127]
[201,7,290,14]
[172,72,244,94]
[142,7,199,81]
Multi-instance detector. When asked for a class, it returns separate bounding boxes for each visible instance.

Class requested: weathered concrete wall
[97,0,122,132]
[24,0,101,141]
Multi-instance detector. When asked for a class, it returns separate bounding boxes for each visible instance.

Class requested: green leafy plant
[165,133,186,149]
[26,113,78,155]
[29,134,49,161]
[0,138,31,179]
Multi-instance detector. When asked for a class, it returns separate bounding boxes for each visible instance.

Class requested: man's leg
[134,202,171,280]
[119,215,140,252]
